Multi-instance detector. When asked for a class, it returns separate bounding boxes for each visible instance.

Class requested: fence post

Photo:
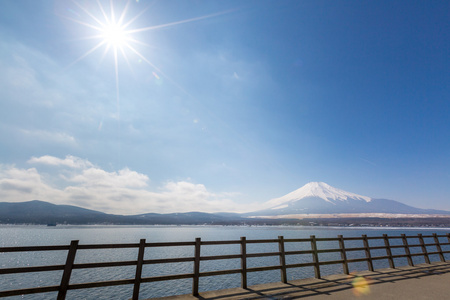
[57,240,79,300]
[418,234,430,264]
[278,236,287,283]
[133,239,146,300]
[310,235,321,279]
[192,237,201,296]
[401,234,414,266]
[432,233,445,262]
[362,235,374,272]
[240,237,247,289]
[383,234,395,269]
[338,235,349,275]
[447,234,450,259]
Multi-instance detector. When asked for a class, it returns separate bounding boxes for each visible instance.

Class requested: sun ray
[113,46,120,111]
[116,0,130,27]
[110,1,117,26]
[98,43,112,66]
[97,0,110,25]
[126,37,153,48]
[119,45,134,74]
[128,10,234,34]
[73,0,106,28]
[68,40,106,68]
[122,5,149,29]
[124,43,162,74]
[124,43,192,97]
[63,15,104,31]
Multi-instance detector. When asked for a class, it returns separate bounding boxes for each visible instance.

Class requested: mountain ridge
[1,182,449,224]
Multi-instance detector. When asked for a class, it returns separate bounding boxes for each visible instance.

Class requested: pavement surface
[150,262,450,300]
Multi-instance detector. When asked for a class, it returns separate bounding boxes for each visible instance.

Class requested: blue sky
[0,0,449,214]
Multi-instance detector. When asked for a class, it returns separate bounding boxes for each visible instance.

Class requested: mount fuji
[247,182,450,217]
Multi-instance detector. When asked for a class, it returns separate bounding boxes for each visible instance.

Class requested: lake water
[1,225,449,299]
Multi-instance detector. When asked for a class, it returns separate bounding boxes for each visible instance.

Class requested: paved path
[151,262,450,300]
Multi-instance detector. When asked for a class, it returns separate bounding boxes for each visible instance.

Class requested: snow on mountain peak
[267,182,372,209]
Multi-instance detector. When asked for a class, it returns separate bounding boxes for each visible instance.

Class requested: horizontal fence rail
[0,233,449,299]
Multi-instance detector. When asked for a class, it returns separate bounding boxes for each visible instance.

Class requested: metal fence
[1,233,449,299]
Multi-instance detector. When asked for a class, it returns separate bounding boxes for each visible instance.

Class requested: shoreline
[1,223,450,230]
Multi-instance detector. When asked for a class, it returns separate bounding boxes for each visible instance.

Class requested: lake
[1,225,449,299]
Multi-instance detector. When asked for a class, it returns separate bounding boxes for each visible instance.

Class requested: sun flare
[65,0,147,71]
[66,0,233,111]
[67,1,230,71]
[101,23,128,48]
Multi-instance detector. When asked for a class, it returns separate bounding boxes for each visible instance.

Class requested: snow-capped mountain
[266,182,371,209]
[247,182,450,216]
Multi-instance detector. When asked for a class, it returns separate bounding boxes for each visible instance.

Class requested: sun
[65,0,141,69]
[101,22,128,48]
[67,1,231,70]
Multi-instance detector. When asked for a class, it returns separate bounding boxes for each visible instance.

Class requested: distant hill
[0,200,127,224]
[246,182,450,217]
[0,200,254,225]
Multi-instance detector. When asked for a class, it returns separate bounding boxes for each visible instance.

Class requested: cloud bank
[0,155,254,215]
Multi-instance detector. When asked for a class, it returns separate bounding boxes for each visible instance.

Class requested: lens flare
[351,275,371,296]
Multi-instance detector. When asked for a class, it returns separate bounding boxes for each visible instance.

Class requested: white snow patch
[265,182,372,209]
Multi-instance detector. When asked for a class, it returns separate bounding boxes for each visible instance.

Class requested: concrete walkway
[151,262,450,300]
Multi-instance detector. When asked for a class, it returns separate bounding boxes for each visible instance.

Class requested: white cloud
[69,167,149,188]
[1,156,257,215]
[0,165,62,203]
[28,155,93,169]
